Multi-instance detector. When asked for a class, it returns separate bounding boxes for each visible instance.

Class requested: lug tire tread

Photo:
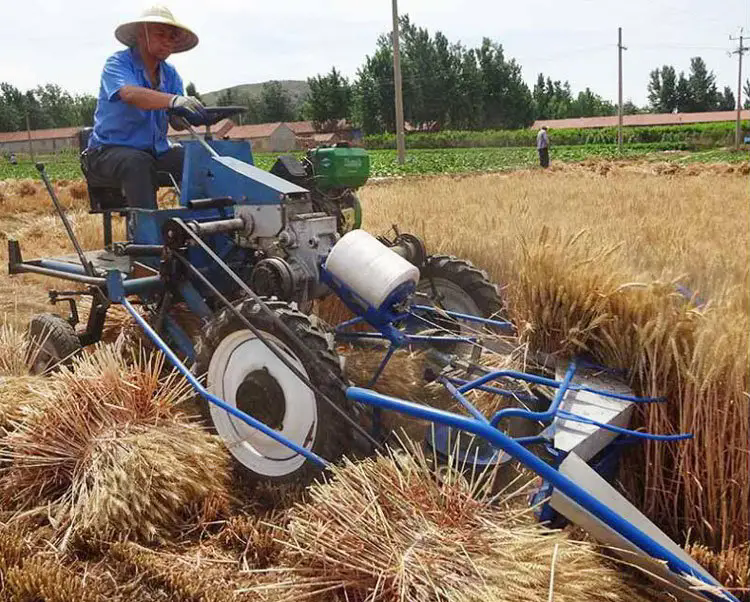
[193,297,353,486]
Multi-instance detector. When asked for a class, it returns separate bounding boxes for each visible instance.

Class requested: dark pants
[538,147,549,168]
[85,145,184,209]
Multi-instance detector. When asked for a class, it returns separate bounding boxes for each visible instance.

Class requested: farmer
[84,6,206,209]
[536,125,549,168]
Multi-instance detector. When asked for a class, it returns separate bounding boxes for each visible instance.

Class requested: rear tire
[193,298,354,485]
[409,255,505,361]
[418,255,504,319]
[26,313,82,375]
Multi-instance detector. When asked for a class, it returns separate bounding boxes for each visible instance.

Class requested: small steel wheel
[193,298,354,485]
[26,313,82,375]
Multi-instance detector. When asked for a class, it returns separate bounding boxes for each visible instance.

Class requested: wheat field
[360,163,749,553]
[0,163,748,599]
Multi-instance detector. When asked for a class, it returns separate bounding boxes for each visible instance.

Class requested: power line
[729,28,748,149]
[618,28,627,152]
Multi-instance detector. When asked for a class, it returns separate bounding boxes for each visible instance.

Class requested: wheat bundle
[0,342,230,545]
[245,443,654,602]
[3,554,107,602]
[106,540,250,602]
[0,321,55,432]
[0,319,31,377]
[0,376,53,434]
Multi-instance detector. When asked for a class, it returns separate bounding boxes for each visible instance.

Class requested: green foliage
[717,86,735,111]
[185,82,202,102]
[216,87,236,106]
[259,81,296,122]
[363,120,748,150]
[353,17,536,134]
[260,145,750,178]
[0,82,96,131]
[647,57,734,113]
[648,66,679,113]
[4,144,746,182]
[304,67,351,130]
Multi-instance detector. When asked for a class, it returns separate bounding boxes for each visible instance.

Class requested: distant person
[536,125,549,168]
[84,6,206,209]
[9,152,17,165]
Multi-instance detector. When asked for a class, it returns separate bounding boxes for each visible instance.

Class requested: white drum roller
[325,230,420,310]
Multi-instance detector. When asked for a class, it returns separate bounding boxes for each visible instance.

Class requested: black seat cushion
[88,186,128,212]
[77,127,176,213]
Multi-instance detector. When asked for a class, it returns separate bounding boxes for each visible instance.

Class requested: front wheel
[193,298,353,485]
[26,313,82,375]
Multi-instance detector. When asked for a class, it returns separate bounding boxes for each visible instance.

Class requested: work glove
[168,95,208,127]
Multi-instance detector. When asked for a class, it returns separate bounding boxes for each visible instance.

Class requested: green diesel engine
[270,143,369,235]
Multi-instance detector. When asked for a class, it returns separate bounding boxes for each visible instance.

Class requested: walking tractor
[8,107,737,602]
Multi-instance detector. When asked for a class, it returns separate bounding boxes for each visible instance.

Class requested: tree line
[647,57,740,113]
[296,17,749,133]
[1,15,748,135]
[0,83,96,132]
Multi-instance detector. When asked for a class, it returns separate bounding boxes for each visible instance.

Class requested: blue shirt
[88,47,183,155]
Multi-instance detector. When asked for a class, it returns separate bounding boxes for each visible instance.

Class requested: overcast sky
[2,0,749,107]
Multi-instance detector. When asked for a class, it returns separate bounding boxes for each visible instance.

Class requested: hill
[200,80,310,108]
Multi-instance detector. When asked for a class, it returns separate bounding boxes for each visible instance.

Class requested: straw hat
[115,6,198,53]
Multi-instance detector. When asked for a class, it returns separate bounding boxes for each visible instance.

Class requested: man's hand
[168,95,208,126]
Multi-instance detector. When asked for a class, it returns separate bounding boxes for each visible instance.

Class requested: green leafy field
[365,121,750,149]
[1,145,747,182]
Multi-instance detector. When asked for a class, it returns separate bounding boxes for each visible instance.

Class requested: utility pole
[392,0,406,164]
[617,27,627,152]
[25,112,35,163]
[730,29,747,150]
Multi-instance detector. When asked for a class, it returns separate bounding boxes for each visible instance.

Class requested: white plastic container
[325,229,420,310]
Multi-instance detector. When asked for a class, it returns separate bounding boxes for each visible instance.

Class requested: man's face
[140,23,182,60]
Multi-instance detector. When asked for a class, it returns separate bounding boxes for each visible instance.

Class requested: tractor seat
[83,173,128,214]
[78,133,177,214]
[78,128,128,214]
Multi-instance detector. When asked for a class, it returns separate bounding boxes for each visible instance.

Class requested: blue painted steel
[106,268,125,302]
[425,424,500,466]
[368,346,397,388]
[514,435,549,446]
[674,283,707,309]
[410,305,515,331]
[456,368,666,404]
[178,281,213,320]
[345,385,736,602]
[446,377,540,404]
[37,259,93,276]
[439,376,489,424]
[180,139,254,204]
[555,410,692,442]
[490,361,578,427]
[122,275,163,295]
[163,315,196,363]
[320,267,407,345]
[105,273,328,469]
[334,315,365,331]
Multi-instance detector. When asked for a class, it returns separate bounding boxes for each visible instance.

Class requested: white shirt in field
[536,129,548,149]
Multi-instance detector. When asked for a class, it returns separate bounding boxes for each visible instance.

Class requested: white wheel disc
[206,329,317,477]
